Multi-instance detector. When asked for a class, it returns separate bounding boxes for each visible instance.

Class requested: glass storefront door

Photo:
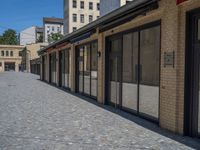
[139,26,160,119]
[77,41,98,99]
[185,10,200,137]
[50,52,56,84]
[108,37,122,107]
[59,49,70,89]
[107,22,160,122]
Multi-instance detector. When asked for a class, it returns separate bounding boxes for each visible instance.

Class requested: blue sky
[0,0,63,34]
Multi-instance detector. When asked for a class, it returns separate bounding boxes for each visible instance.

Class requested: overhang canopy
[38,0,159,55]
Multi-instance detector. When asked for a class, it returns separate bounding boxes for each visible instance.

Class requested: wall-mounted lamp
[97,51,101,58]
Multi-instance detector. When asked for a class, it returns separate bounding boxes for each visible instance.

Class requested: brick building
[38,0,200,138]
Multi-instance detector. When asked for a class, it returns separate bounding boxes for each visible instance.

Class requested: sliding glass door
[59,49,71,89]
[77,41,98,98]
[107,22,160,121]
[139,26,160,119]
[122,32,138,112]
[109,37,122,106]
[50,52,57,84]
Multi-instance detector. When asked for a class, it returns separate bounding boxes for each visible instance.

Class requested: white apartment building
[20,26,43,46]
[43,17,64,43]
[100,0,133,16]
[64,0,100,34]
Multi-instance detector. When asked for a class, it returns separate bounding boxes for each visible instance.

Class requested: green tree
[0,29,18,45]
[48,33,63,43]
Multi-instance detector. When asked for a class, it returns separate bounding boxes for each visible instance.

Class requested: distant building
[21,43,48,73]
[43,17,64,43]
[100,0,133,16]
[0,45,24,72]
[20,26,44,46]
[63,0,100,34]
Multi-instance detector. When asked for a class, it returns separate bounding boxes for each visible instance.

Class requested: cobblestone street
[0,72,200,150]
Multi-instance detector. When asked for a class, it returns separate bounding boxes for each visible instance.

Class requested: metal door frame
[185,8,200,137]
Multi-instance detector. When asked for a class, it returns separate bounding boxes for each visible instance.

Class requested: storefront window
[77,41,98,98]
[139,26,160,119]
[108,23,160,120]
[122,32,138,111]
[50,52,57,84]
[91,42,98,97]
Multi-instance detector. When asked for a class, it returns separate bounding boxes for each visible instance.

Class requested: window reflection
[50,52,56,84]
[139,26,160,119]
[77,41,98,98]
[122,32,138,111]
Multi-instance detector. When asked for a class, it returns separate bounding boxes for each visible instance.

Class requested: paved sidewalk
[0,72,199,150]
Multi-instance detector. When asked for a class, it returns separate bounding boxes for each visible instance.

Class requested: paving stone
[0,72,200,150]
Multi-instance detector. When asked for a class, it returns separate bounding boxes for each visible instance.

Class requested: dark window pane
[123,33,133,83]
[111,38,121,53]
[50,52,57,84]
[97,3,100,10]
[1,51,4,56]
[79,47,84,93]
[73,14,77,22]
[80,14,84,23]
[80,1,84,9]
[140,26,160,86]
[84,44,91,95]
[73,0,77,8]
[139,25,160,119]
[198,19,200,41]
[91,42,98,97]
[10,51,13,57]
[6,51,9,56]
[19,51,22,56]
[122,32,138,111]
[89,2,93,10]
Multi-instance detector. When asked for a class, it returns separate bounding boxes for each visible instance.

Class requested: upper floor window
[6,51,9,56]
[89,15,93,23]
[10,51,13,57]
[73,14,77,22]
[73,0,77,8]
[89,2,93,10]
[52,26,55,31]
[80,1,84,9]
[97,3,100,10]
[19,51,22,57]
[73,27,77,32]
[57,27,60,32]
[1,51,4,56]
[80,14,84,23]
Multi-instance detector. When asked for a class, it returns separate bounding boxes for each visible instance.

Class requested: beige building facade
[39,0,200,138]
[0,45,24,72]
[64,0,100,34]
[21,43,48,73]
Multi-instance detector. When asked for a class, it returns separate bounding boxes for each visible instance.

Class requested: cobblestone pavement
[0,72,200,150]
